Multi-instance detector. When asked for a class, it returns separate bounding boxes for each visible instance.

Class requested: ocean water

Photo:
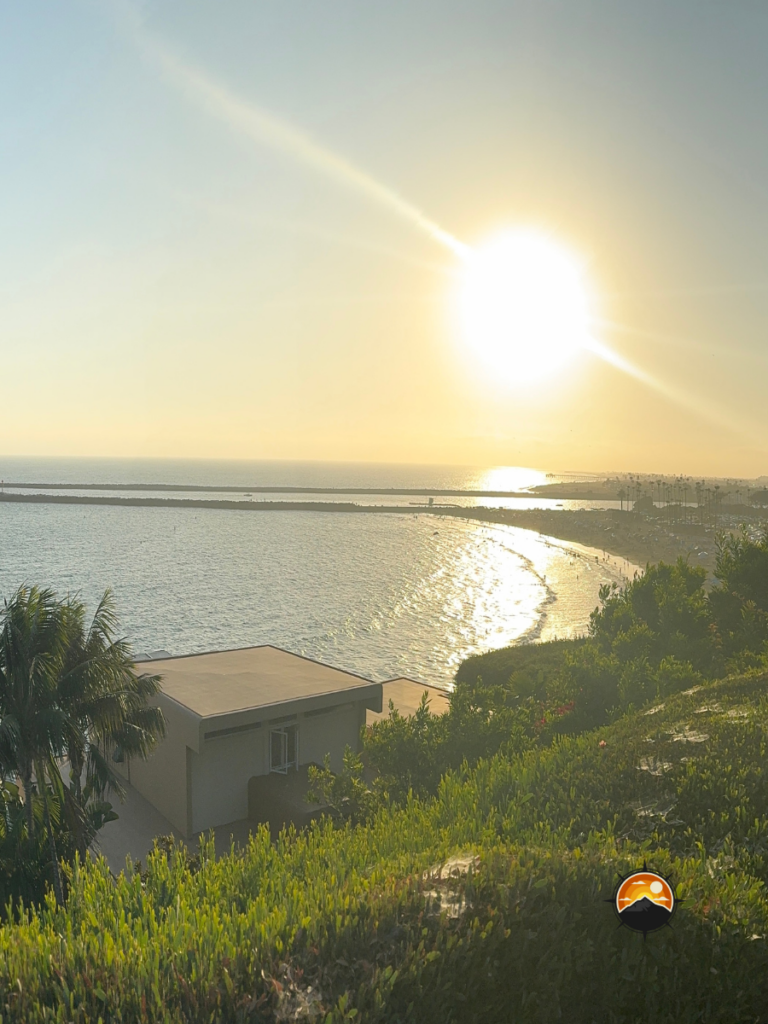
[0,457,622,511]
[0,457,549,491]
[0,460,635,686]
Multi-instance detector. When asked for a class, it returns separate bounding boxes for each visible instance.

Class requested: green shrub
[363,683,537,805]
[710,529,768,665]
[455,637,580,698]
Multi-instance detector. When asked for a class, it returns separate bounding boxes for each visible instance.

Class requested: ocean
[0,459,635,686]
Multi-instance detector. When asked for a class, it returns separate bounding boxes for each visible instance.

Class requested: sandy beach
[447,506,721,576]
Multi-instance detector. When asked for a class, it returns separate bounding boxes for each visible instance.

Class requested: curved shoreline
[0,490,661,575]
[469,520,641,646]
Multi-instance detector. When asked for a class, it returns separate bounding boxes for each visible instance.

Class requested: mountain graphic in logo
[611,866,676,935]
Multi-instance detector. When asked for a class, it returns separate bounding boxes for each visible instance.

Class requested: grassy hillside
[2,668,768,1022]
[454,636,582,695]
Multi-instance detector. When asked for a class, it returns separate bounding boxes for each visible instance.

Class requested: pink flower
[599,740,607,748]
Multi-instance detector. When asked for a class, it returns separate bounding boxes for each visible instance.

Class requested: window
[270,725,299,774]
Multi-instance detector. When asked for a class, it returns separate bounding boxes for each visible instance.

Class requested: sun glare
[459,230,592,385]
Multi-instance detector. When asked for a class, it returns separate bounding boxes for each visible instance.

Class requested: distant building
[116,646,382,837]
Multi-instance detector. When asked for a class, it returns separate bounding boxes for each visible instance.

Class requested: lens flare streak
[128,14,468,258]
[117,3,745,435]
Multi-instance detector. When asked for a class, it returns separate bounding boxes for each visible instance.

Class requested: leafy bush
[358,680,539,807]
[455,637,581,697]
[306,747,380,823]
[709,528,768,668]
[550,559,717,730]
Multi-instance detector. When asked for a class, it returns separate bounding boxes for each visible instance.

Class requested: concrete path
[95,783,182,873]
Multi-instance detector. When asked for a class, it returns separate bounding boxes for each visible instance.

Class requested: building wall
[299,702,363,772]
[115,706,191,836]
[189,701,366,834]
[189,725,267,834]
[115,695,370,837]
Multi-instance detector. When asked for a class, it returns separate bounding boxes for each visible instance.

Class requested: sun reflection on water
[0,504,637,686]
[474,466,548,493]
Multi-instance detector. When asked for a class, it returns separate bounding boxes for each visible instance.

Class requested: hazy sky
[2,1,768,475]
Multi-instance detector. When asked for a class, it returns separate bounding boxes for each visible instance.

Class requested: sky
[2,0,768,476]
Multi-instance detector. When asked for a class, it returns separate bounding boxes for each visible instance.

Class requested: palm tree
[35,754,67,904]
[56,590,165,856]
[0,586,69,902]
[0,777,55,910]
[0,587,65,836]
[0,586,166,903]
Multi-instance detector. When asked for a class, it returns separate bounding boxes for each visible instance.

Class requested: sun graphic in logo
[611,865,676,935]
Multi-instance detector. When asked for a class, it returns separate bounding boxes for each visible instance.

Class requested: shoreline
[443,506,719,575]
[0,491,722,575]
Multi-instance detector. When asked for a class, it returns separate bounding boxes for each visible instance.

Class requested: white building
[117,645,382,837]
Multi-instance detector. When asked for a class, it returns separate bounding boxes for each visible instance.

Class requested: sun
[458,229,592,384]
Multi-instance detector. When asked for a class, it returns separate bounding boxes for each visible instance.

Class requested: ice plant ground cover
[1,669,768,1022]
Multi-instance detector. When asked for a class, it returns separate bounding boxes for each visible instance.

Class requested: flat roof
[138,645,379,719]
[367,678,451,724]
